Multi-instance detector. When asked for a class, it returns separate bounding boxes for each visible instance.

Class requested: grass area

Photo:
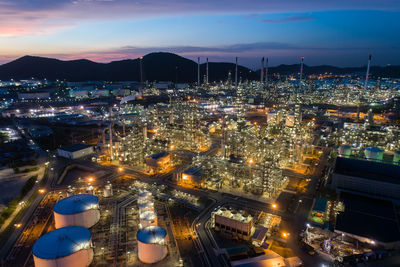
[0,175,37,226]
[13,166,39,174]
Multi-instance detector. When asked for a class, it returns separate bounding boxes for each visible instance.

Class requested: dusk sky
[0,0,399,68]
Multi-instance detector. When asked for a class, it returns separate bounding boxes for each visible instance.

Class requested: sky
[0,0,399,69]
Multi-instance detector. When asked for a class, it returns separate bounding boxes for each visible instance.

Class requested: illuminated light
[118,167,124,172]
[88,177,94,183]
[271,203,277,209]
[38,189,45,194]
[282,232,290,238]
[248,158,254,165]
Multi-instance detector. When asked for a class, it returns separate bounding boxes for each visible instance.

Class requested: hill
[0,52,258,82]
[0,52,399,82]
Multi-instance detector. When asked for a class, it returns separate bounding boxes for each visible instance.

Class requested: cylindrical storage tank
[394,151,400,163]
[103,184,112,197]
[138,191,152,202]
[338,145,351,157]
[137,226,167,264]
[140,211,158,228]
[33,226,93,267]
[53,194,100,229]
[139,201,154,214]
[364,147,384,161]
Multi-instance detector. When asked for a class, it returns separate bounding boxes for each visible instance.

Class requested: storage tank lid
[365,147,383,152]
[137,226,166,244]
[33,226,91,259]
[140,210,157,220]
[139,201,153,209]
[54,194,98,215]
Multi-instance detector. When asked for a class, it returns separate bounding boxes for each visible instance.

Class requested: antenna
[197,57,200,86]
[206,57,209,84]
[235,57,238,88]
[260,57,264,84]
[363,54,372,95]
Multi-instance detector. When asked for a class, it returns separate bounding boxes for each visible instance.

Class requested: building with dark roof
[57,144,94,159]
[334,192,400,249]
[330,157,400,201]
[145,151,170,173]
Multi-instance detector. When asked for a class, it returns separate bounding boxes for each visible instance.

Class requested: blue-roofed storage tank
[364,147,384,161]
[33,226,93,267]
[137,226,167,264]
[53,194,100,229]
[338,145,351,157]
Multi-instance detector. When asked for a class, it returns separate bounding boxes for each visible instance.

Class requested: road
[0,144,329,267]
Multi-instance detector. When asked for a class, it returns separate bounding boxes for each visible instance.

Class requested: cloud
[261,15,314,23]
[0,0,398,36]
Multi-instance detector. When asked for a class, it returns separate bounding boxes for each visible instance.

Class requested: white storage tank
[138,191,152,202]
[54,194,100,229]
[137,226,167,264]
[140,211,158,228]
[139,201,154,214]
[338,145,351,157]
[364,147,384,161]
[33,226,93,267]
[393,151,400,163]
[103,184,113,197]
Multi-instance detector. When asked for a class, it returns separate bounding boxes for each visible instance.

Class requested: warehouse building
[57,144,94,159]
[334,193,400,249]
[211,207,254,240]
[330,157,400,201]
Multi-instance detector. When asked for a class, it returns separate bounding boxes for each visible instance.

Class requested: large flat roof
[59,144,92,152]
[334,157,400,185]
[335,193,400,243]
[335,211,400,243]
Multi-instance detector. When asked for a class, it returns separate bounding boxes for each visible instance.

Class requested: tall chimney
[235,57,238,88]
[265,57,269,85]
[197,57,200,86]
[363,54,372,95]
[206,57,209,84]
[260,57,265,84]
[299,56,304,94]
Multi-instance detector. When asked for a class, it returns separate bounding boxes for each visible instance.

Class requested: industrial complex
[0,52,400,267]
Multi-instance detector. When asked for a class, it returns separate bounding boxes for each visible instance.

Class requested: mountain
[259,64,400,78]
[0,52,258,82]
[0,52,399,82]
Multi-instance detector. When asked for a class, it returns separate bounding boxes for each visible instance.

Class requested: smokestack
[235,57,238,88]
[197,57,200,86]
[363,54,372,95]
[109,107,113,158]
[139,56,143,84]
[260,57,264,84]
[265,57,269,85]
[206,58,209,84]
[299,56,304,93]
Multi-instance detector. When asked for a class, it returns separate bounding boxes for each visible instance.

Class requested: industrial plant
[1,53,400,267]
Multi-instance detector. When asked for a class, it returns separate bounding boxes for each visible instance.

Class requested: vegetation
[0,175,37,226]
